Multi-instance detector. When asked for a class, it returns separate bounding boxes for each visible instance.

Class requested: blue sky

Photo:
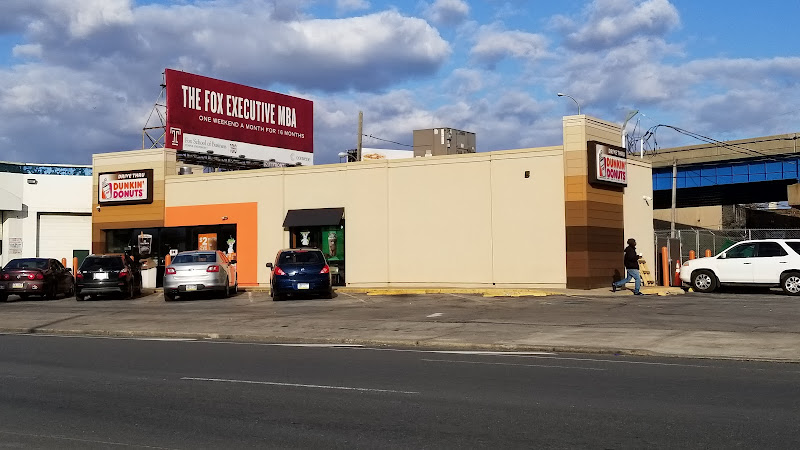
[1,0,799,165]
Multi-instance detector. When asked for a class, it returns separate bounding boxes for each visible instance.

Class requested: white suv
[679,239,800,295]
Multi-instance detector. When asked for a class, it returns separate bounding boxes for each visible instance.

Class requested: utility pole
[671,158,677,238]
[356,111,363,162]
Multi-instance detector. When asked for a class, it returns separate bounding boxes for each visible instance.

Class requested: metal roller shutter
[38,214,91,270]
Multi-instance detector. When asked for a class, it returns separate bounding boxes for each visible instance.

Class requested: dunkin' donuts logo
[98,170,153,204]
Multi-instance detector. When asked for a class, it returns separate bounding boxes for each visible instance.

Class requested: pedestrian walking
[612,238,644,295]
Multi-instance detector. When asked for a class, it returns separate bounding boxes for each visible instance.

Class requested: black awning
[283,207,344,228]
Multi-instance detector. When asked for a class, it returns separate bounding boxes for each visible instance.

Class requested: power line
[362,134,412,147]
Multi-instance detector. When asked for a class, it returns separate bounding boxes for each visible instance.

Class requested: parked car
[76,254,142,300]
[0,258,74,301]
[163,250,237,301]
[679,239,800,295]
[266,248,333,301]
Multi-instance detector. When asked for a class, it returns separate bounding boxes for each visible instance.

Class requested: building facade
[91,115,654,289]
[0,162,92,270]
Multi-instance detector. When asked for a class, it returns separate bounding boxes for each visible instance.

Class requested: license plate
[186,285,197,292]
[297,283,310,290]
[94,272,108,280]
[11,282,24,289]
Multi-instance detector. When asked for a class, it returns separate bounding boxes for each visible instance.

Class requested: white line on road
[0,429,175,449]
[422,358,607,371]
[181,377,419,394]
[426,313,443,318]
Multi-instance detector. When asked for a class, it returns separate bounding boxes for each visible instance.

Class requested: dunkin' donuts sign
[587,141,627,187]
[98,169,154,206]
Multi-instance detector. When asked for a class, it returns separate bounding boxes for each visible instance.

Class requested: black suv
[76,254,142,300]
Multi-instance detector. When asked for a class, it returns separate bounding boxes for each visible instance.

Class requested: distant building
[413,128,476,157]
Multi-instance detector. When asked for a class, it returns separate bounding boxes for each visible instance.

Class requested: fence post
[661,246,669,286]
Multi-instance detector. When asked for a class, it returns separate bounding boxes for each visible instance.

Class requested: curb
[1,327,793,363]
[154,286,686,297]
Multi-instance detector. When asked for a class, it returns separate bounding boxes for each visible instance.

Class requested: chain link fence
[654,229,800,262]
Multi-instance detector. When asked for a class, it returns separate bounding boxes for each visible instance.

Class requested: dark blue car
[266,248,333,301]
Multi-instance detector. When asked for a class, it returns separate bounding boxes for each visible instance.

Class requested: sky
[1,0,800,166]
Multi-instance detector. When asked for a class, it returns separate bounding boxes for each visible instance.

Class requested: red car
[0,258,75,301]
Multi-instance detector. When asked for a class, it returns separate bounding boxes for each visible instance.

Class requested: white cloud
[565,0,680,51]
[446,68,486,95]
[424,0,470,26]
[470,25,550,66]
[12,44,42,59]
[1,0,135,38]
[336,0,370,14]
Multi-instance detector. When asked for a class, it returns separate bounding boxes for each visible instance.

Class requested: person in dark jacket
[612,238,644,295]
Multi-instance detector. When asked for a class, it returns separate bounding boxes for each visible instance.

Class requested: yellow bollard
[689,250,695,260]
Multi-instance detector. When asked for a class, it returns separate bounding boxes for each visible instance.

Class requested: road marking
[0,429,174,449]
[181,377,419,394]
[422,358,607,371]
[519,355,718,368]
[426,313,443,318]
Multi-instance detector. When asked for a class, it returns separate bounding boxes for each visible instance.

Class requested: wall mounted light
[26,178,37,184]
[221,216,229,221]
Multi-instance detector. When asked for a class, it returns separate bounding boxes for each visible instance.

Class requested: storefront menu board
[98,169,154,206]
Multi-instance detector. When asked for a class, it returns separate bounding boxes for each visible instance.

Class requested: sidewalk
[244,285,686,297]
[1,286,798,362]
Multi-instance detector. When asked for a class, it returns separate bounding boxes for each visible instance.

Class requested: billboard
[98,169,154,206]
[164,69,314,165]
[587,141,627,188]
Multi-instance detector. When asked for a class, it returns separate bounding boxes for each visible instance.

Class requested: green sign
[321,226,344,261]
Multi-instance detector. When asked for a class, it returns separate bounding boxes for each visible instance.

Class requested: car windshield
[279,251,323,264]
[81,257,124,271]
[4,258,48,270]
[173,253,217,264]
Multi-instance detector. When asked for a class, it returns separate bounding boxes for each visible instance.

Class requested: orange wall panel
[165,203,258,286]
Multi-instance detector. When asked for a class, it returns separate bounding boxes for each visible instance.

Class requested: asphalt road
[0,334,798,448]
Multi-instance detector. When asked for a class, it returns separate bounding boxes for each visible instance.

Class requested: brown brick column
[563,116,625,289]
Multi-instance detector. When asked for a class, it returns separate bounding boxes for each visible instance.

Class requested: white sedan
[679,239,800,295]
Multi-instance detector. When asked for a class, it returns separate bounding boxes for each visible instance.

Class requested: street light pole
[557,93,581,115]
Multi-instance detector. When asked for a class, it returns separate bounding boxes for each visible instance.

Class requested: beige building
[91,115,654,289]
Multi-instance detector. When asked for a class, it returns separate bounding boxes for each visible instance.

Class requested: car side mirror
[718,253,726,259]
[266,262,273,269]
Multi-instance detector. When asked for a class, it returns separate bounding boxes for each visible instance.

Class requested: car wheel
[691,270,717,293]
[164,291,176,302]
[76,294,86,301]
[233,277,238,295]
[322,289,334,299]
[67,281,75,297]
[272,290,283,301]
[222,278,230,298]
[780,272,800,296]
[125,283,134,300]
[0,293,7,302]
